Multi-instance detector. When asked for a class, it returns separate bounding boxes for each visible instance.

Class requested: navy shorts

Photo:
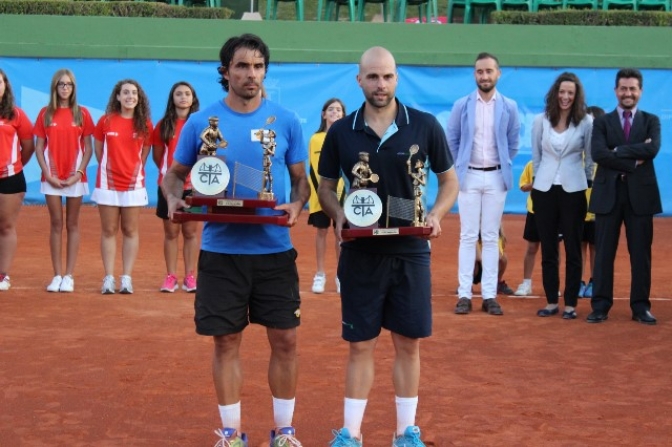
[0,171,26,194]
[194,249,301,336]
[337,247,432,342]
[155,186,192,220]
[307,210,334,229]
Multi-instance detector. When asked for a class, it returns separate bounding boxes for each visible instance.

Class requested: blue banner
[2,58,670,214]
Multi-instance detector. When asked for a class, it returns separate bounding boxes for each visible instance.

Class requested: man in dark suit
[587,68,662,325]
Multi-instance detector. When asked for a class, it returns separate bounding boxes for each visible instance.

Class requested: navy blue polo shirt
[319,99,453,254]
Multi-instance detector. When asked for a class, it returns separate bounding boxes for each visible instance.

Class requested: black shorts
[194,249,301,336]
[155,186,192,220]
[0,171,27,194]
[523,212,540,242]
[582,220,595,244]
[307,210,334,229]
[337,247,432,342]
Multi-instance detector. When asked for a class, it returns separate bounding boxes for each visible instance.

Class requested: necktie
[623,110,632,142]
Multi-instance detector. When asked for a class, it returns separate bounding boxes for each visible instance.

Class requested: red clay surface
[2,206,672,446]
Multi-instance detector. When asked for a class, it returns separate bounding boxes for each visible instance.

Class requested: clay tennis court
[1,206,671,446]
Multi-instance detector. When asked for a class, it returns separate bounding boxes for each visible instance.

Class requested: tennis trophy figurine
[192,116,230,198]
[407,147,427,227]
[172,115,288,226]
[341,151,383,237]
[342,145,430,238]
[256,123,277,200]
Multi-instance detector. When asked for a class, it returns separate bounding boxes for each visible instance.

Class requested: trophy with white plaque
[341,145,431,238]
[172,116,288,226]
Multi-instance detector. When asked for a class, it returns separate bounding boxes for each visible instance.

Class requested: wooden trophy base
[171,195,288,226]
[342,226,432,238]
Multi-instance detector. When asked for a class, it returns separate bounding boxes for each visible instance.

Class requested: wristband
[76,169,85,176]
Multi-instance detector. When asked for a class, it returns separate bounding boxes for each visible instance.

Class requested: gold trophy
[255,117,277,200]
[172,116,288,226]
[342,145,431,238]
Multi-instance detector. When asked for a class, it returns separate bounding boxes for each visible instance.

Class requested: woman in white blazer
[531,72,594,320]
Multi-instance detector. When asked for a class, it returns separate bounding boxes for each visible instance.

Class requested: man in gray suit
[587,68,662,325]
[446,52,520,316]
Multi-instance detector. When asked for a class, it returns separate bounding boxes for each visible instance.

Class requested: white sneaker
[336,276,341,294]
[120,275,133,294]
[513,282,532,296]
[0,274,10,291]
[47,275,63,292]
[312,273,326,294]
[101,275,115,295]
[59,275,74,293]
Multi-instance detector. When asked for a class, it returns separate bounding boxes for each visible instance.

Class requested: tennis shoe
[160,274,179,293]
[270,426,303,446]
[0,274,10,291]
[312,273,326,294]
[329,428,362,447]
[101,275,115,295]
[47,275,63,292]
[392,426,425,447]
[120,275,133,294]
[59,275,74,293]
[514,282,532,296]
[183,273,197,292]
[214,428,248,447]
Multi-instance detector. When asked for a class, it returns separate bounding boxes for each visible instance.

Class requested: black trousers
[532,186,586,306]
[592,179,653,314]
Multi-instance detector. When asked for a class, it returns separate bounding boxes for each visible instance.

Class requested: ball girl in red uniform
[34,69,95,293]
[0,69,35,291]
[152,81,200,293]
[92,79,152,295]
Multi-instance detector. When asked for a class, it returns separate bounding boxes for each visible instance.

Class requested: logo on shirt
[106,132,119,137]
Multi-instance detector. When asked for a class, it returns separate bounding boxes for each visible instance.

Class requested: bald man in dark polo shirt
[318,46,458,447]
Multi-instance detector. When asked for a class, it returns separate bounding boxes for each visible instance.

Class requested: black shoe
[482,298,503,316]
[632,310,657,325]
[537,307,559,317]
[455,297,472,315]
[586,310,609,323]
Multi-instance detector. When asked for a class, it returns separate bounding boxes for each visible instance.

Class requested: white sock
[565,306,575,313]
[546,303,559,311]
[272,396,295,428]
[218,402,241,431]
[395,396,418,436]
[523,278,532,286]
[344,397,367,439]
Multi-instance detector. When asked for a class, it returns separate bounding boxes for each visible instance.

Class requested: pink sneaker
[183,274,197,293]
[160,274,179,293]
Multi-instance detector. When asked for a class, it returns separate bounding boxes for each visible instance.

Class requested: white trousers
[457,169,507,299]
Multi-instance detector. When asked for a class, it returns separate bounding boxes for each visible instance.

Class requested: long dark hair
[0,68,16,120]
[44,68,83,127]
[159,81,200,144]
[104,79,151,137]
[544,72,586,127]
[316,98,346,133]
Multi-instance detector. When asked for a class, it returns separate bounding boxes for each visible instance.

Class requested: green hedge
[492,9,672,25]
[0,0,233,18]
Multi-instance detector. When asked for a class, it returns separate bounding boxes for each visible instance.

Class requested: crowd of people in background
[0,36,664,446]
